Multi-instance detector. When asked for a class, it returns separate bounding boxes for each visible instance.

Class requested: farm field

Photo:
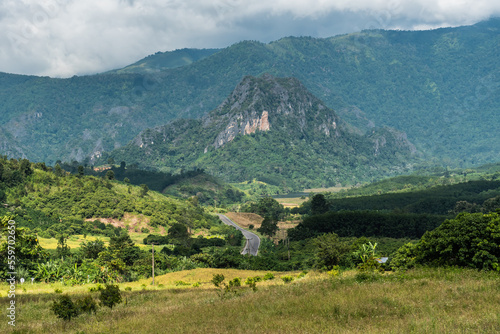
[1,267,499,333]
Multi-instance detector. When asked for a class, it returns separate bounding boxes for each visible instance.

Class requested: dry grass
[304,186,350,193]
[225,212,264,228]
[225,212,298,233]
[2,268,499,334]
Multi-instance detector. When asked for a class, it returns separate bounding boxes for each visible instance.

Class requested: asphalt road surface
[217,214,260,256]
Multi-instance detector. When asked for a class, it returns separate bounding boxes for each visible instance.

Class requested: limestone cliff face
[205,74,341,149]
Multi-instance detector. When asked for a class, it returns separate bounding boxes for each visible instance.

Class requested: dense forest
[101,75,418,190]
[0,19,499,170]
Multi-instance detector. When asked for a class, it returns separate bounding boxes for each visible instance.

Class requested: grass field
[1,267,499,333]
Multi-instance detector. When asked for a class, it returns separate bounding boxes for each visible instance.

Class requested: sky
[0,0,499,78]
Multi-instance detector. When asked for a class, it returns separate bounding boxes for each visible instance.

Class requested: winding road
[217,214,260,256]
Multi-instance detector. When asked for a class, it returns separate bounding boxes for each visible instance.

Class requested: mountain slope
[103,74,418,189]
[0,19,499,166]
[108,48,221,74]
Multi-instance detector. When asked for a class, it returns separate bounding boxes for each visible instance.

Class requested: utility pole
[152,243,156,285]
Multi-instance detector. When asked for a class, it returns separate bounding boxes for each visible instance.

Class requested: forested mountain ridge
[107,48,221,74]
[0,19,499,167]
[101,74,419,189]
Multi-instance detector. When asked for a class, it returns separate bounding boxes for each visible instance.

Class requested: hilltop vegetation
[0,157,249,283]
[103,75,418,189]
[0,19,499,170]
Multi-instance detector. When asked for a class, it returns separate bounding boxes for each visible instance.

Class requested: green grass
[1,267,499,333]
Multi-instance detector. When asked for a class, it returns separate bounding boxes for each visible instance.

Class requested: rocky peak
[206,74,341,148]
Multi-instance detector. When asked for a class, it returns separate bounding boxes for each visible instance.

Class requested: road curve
[217,214,260,256]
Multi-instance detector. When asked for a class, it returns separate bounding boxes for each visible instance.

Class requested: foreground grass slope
[1,268,499,333]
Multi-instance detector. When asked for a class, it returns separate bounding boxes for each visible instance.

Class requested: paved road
[217,214,260,256]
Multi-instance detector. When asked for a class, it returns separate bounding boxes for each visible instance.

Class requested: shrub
[229,277,241,287]
[245,277,258,291]
[51,295,80,321]
[76,295,98,314]
[125,287,132,291]
[263,273,275,280]
[99,284,122,309]
[211,274,225,288]
[175,281,190,286]
[281,275,294,284]
[298,271,308,278]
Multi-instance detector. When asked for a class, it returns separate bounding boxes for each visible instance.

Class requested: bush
[281,275,294,284]
[76,295,98,314]
[263,273,275,280]
[417,212,500,270]
[51,295,80,321]
[99,284,122,309]
[390,242,418,271]
[229,277,241,287]
[245,277,258,291]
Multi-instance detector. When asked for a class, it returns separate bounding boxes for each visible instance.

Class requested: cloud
[0,0,499,77]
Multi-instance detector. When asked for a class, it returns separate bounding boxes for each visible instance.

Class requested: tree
[311,194,328,215]
[55,235,71,258]
[54,163,64,177]
[19,159,33,177]
[0,215,47,278]
[52,295,80,321]
[257,216,279,238]
[313,232,351,270]
[168,223,190,245]
[99,284,122,309]
[106,170,115,180]
[244,197,285,221]
[80,239,106,260]
[77,165,85,177]
[417,212,500,270]
[140,184,149,197]
[108,232,141,266]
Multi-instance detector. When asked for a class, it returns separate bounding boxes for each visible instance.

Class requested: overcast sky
[1,0,499,78]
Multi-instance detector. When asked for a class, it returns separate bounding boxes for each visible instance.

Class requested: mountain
[107,48,220,74]
[0,19,499,167]
[101,74,419,189]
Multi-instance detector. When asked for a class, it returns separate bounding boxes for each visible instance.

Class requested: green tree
[106,170,115,180]
[51,295,80,321]
[244,196,285,221]
[55,235,71,259]
[140,184,149,197]
[99,284,122,309]
[168,223,190,245]
[108,232,141,266]
[80,239,106,260]
[313,232,351,270]
[257,216,278,238]
[417,212,500,270]
[311,194,328,215]
[77,165,85,177]
[0,215,47,278]
[54,163,64,177]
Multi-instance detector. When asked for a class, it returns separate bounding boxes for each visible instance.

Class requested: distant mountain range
[100,74,419,189]
[0,18,499,169]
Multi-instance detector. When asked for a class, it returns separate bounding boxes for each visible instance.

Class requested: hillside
[0,157,219,239]
[102,74,419,189]
[0,19,498,167]
[107,48,220,74]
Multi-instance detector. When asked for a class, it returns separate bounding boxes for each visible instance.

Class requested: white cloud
[0,0,499,77]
